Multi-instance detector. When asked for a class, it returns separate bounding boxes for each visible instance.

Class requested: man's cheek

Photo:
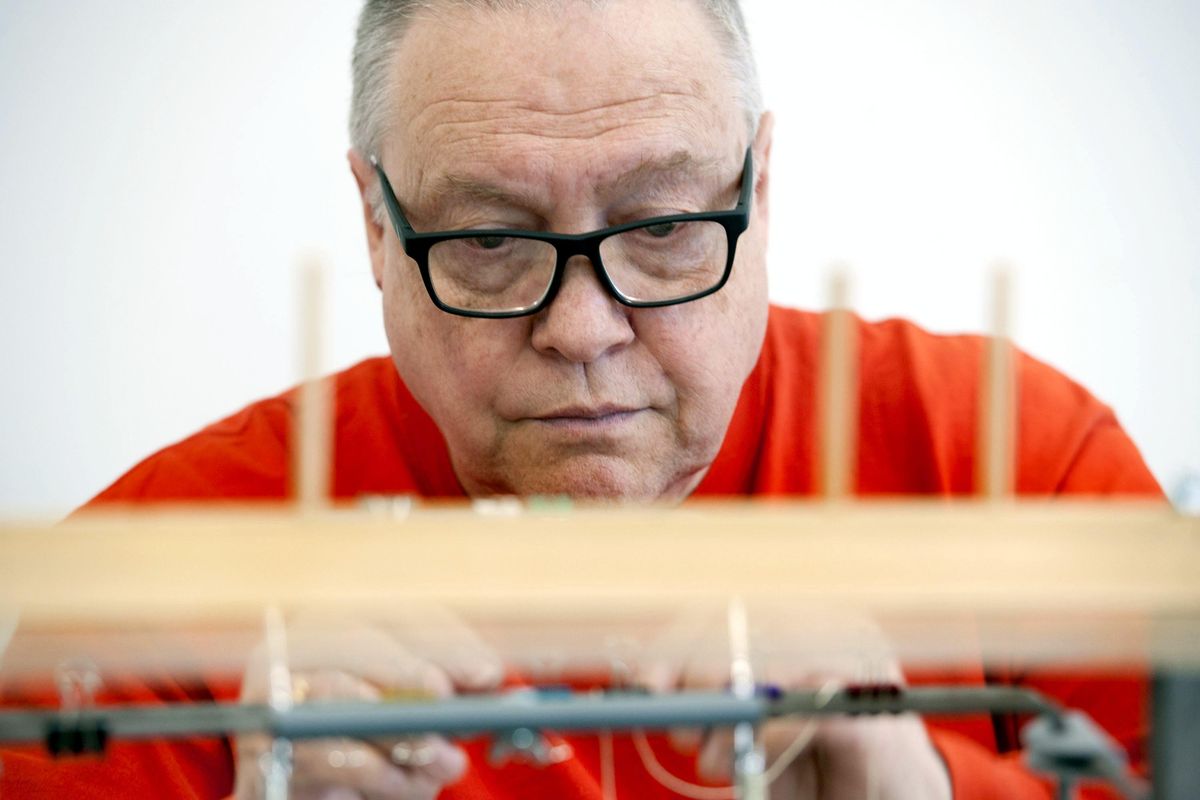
[635,301,710,347]
[644,303,736,372]
[446,319,522,371]
[434,328,524,412]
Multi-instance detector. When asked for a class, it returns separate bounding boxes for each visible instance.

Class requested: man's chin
[486,454,701,503]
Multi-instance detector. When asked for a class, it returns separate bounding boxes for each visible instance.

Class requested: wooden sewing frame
[1,265,1196,799]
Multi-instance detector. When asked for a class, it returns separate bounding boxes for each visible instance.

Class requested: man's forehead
[388,0,736,137]
[416,148,731,216]
[383,0,742,203]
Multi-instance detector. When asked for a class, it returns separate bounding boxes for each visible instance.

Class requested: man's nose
[529,255,635,363]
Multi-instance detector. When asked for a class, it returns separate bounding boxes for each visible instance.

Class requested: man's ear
[347,148,387,290]
[751,111,774,225]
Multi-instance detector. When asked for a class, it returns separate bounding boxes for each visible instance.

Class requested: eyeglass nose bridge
[540,235,631,312]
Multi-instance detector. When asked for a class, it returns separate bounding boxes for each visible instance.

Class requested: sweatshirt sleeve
[932,728,1129,800]
[936,392,1161,798]
[1053,412,1163,496]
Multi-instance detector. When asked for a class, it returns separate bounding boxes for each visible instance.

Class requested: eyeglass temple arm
[369,155,416,241]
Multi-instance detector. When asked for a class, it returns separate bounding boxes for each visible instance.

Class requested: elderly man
[2,0,1158,798]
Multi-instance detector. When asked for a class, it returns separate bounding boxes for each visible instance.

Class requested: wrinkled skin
[349,0,771,502]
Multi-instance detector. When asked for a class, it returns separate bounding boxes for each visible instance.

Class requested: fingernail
[427,740,468,783]
[697,736,731,782]
[458,660,503,690]
[640,663,674,693]
[667,726,704,753]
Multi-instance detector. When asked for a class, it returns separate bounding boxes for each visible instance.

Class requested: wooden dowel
[293,255,333,513]
[819,267,857,500]
[6,504,1196,668]
[978,267,1015,500]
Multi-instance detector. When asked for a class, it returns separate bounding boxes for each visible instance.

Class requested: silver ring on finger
[328,748,369,769]
[390,738,437,768]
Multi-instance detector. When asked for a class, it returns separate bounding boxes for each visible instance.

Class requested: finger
[294,669,384,703]
[678,659,733,691]
[634,661,712,753]
[237,731,467,800]
[634,607,724,689]
[696,727,733,783]
[289,738,435,800]
[641,633,744,755]
[371,656,455,701]
[691,719,823,787]
[289,676,467,784]
[290,621,455,699]
[383,735,467,786]
[636,659,679,693]
[761,717,819,762]
[314,789,362,800]
[384,605,504,691]
[632,653,699,751]
[666,726,705,754]
[243,639,454,705]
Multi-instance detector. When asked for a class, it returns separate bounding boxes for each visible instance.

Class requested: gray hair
[350,0,763,161]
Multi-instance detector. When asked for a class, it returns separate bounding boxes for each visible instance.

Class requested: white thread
[630,598,839,798]
[761,718,820,784]
[630,722,821,800]
[726,597,764,800]
[599,731,618,800]
[632,729,735,800]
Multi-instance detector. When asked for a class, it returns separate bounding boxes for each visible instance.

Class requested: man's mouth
[528,405,644,432]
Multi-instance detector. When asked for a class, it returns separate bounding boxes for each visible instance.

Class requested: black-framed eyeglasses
[370,148,754,318]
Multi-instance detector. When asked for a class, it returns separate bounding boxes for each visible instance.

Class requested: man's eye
[644,222,677,238]
[471,235,508,250]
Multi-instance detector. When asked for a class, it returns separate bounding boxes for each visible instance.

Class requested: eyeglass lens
[426,220,729,314]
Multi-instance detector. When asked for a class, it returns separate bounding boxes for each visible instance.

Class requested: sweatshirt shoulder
[854,317,1157,495]
[86,357,399,506]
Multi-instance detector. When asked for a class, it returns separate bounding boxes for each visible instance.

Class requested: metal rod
[0,686,1063,746]
[1151,668,1200,800]
[727,598,765,800]
[769,685,1062,720]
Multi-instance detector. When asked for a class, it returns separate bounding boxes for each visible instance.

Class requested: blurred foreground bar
[1,500,1197,796]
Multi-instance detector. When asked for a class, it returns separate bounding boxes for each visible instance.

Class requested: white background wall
[1,1,1196,516]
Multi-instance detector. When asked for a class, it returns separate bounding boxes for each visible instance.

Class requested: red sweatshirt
[1,306,1161,798]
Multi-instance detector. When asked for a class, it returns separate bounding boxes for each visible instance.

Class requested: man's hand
[639,609,953,800]
[234,611,502,800]
[680,713,952,800]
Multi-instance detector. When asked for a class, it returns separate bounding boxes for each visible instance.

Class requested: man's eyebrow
[598,150,727,197]
[425,175,544,216]
[420,150,730,218]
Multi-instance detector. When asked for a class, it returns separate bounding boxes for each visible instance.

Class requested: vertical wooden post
[293,255,332,513]
[819,267,857,501]
[978,267,1015,500]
